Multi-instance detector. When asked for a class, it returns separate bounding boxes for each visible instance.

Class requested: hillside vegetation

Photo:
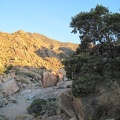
[0,30,78,74]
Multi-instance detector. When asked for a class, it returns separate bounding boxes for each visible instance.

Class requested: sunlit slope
[0,30,78,71]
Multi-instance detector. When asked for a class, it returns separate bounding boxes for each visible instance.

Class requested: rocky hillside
[0,30,78,73]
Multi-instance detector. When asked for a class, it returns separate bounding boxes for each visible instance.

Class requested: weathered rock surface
[15,114,35,120]
[0,115,7,120]
[0,78,19,97]
[41,68,67,88]
[57,90,84,120]
[0,80,72,120]
[41,71,59,87]
[41,114,69,120]
[58,68,66,78]
[57,80,73,89]
[91,81,120,120]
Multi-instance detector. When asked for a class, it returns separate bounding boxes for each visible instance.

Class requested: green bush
[27,99,47,116]
[72,74,102,96]
[27,98,58,117]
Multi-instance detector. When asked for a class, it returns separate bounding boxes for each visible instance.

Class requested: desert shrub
[27,98,58,117]
[27,99,47,116]
[4,64,13,74]
[42,98,58,116]
[72,74,102,96]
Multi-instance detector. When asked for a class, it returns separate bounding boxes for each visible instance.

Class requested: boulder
[5,73,15,81]
[57,73,64,81]
[0,73,15,83]
[92,81,120,120]
[0,78,19,97]
[41,71,59,87]
[72,97,84,120]
[58,68,66,78]
[57,90,84,120]
[9,97,17,103]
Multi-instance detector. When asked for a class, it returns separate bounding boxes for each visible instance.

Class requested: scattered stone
[20,83,27,89]
[10,97,17,103]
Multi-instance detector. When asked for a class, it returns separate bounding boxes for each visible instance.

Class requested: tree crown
[70,5,120,52]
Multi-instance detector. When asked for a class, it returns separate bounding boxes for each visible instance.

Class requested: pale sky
[0,0,120,43]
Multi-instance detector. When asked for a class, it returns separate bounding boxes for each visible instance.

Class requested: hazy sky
[0,0,119,43]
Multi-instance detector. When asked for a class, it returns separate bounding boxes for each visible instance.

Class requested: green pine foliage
[62,5,120,96]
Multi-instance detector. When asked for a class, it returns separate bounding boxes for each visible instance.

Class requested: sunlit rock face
[0,30,78,73]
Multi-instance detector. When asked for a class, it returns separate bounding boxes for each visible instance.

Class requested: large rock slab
[57,90,84,120]
[0,78,19,97]
[34,87,71,99]
[92,81,120,120]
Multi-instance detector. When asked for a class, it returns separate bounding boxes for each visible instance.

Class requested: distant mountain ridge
[0,30,78,73]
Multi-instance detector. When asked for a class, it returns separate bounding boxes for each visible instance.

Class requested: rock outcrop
[41,71,59,87]
[57,90,84,120]
[0,78,19,97]
[92,81,120,120]
[58,68,66,78]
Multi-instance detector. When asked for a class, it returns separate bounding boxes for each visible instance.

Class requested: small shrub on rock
[27,99,47,116]
[27,98,58,117]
